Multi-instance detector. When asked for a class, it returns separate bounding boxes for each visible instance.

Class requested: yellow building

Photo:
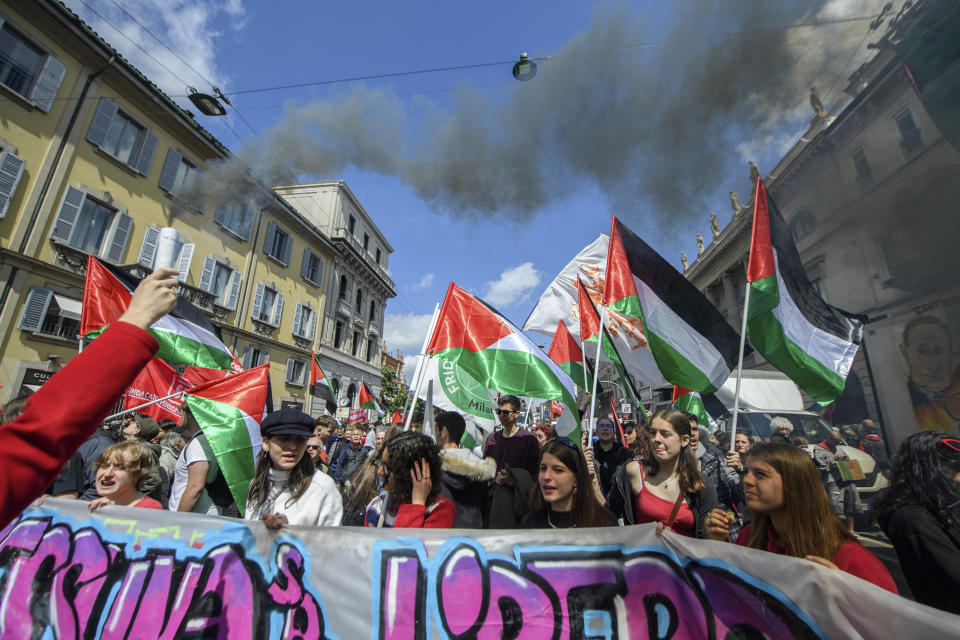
[0,0,394,413]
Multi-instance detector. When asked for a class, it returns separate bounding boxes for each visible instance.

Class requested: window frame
[49,185,133,265]
[301,249,323,286]
[0,18,65,112]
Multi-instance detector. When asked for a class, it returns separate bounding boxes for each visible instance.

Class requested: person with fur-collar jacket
[436,411,496,528]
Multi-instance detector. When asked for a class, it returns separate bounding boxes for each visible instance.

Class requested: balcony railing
[332,227,395,291]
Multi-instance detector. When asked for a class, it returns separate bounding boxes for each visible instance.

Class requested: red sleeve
[0,322,157,528]
[833,541,899,594]
[735,524,752,546]
[394,498,456,528]
[136,496,163,510]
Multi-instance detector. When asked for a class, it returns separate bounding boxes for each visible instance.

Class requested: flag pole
[104,391,184,422]
[588,306,607,442]
[403,356,430,432]
[401,304,439,423]
[729,284,752,453]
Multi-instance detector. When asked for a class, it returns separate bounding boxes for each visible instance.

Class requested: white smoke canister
[155,227,179,270]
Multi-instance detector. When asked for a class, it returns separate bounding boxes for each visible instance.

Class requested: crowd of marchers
[0,270,957,617]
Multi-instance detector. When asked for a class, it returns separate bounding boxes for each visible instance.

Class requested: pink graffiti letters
[373,539,826,640]
[0,517,335,640]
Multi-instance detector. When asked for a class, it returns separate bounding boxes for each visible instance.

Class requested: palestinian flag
[310,352,337,413]
[426,283,580,438]
[603,217,742,394]
[359,381,386,417]
[391,410,404,424]
[746,180,862,404]
[672,386,709,428]
[547,320,590,390]
[182,364,270,516]
[81,256,237,370]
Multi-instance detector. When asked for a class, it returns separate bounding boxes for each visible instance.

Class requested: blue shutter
[0,150,26,219]
[272,293,284,328]
[138,226,159,268]
[86,98,118,147]
[198,256,216,293]
[225,270,242,310]
[158,149,182,192]
[135,130,158,176]
[251,282,265,321]
[241,347,253,370]
[214,203,227,226]
[285,358,296,383]
[301,249,310,279]
[307,307,317,342]
[293,302,303,337]
[239,205,254,240]
[263,221,276,257]
[103,212,132,263]
[29,56,67,113]
[17,287,53,331]
[176,243,195,282]
[50,186,85,243]
[282,233,292,266]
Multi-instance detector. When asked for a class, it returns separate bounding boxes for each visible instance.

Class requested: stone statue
[681,252,688,270]
[809,86,828,120]
[696,233,704,255]
[710,212,721,239]
[749,161,761,184]
[729,190,741,214]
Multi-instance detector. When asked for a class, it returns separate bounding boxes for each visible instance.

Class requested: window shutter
[86,98,118,147]
[241,346,253,370]
[29,56,67,113]
[285,358,296,383]
[225,270,242,310]
[103,212,133,263]
[293,302,303,337]
[158,149,182,192]
[50,185,85,243]
[272,293,284,328]
[214,203,227,226]
[251,282,265,321]
[198,256,215,292]
[239,205,254,240]
[138,226,160,268]
[134,130,158,176]
[282,234,292,266]
[263,221,276,256]
[176,243,195,282]
[307,308,317,342]
[0,150,26,219]
[301,249,310,279]
[17,287,53,331]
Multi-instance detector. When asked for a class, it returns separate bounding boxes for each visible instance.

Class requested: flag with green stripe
[547,320,590,390]
[746,180,863,404]
[426,283,580,439]
[183,364,270,516]
[80,256,238,370]
[672,386,709,427]
[603,217,743,394]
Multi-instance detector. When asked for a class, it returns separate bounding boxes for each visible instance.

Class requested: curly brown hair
[381,432,444,505]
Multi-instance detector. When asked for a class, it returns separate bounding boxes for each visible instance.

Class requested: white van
[708,370,888,504]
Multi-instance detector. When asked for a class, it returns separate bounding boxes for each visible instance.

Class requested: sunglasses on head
[495,409,516,416]
[546,436,579,450]
[938,438,960,454]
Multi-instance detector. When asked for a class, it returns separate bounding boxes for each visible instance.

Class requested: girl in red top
[88,441,162,511]
[705,442,897,593]
[624,409,717,538]
[364,432,455,528]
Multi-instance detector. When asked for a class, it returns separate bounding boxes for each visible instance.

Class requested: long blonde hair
[745,443,852,559]
[644,409,704,494]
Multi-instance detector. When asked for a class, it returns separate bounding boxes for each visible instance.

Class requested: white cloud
[62,0,244,101]
[483,262,541,308]
[412,273,434,290]
[383,312,435,353]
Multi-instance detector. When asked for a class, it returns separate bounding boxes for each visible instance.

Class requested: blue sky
[63,0,888,372]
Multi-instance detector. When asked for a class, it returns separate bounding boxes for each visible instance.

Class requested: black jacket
[439,448,496,529]
[334,443,369,486]
[606,460,719,539]
[486,465,534,529]
[877,503,960,614]
[594,442,632,496]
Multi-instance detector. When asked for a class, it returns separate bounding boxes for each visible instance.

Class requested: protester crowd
[0,270,958,616]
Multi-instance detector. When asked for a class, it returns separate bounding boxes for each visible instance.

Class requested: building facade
[0,0,394,418]
[684,0,960,445]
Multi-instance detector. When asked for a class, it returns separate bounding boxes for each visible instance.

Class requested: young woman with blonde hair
[706,442,897,592]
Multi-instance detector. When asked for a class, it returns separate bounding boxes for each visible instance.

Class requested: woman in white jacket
[246,409,343,528]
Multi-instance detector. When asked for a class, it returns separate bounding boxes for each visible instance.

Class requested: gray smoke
[186,1,885,230]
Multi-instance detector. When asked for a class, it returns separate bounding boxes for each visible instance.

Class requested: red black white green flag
[547,320,590,390]
[122,358,192,424]
[426,283,580,438]
[359,381,385,417]
[603,217,743,394]
[310,351,337,413]
[672,385,709,428]
[746,179,863,404]
[81,256,239,370]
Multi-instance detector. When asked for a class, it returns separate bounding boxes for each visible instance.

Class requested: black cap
[260,409,315,438]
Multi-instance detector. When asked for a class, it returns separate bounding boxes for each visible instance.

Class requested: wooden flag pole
[729,283,752,453]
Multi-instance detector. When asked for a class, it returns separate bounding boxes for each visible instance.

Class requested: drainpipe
[0,55,115,318]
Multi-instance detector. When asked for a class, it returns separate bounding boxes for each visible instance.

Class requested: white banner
[1,500,956,639]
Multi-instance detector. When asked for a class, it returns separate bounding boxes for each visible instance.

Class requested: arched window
[338,275,347,300]
[331,378,341,402]
[369,300,376,322]
[790,210,816,242]
[355,289,363,314]
[346,383,357,407]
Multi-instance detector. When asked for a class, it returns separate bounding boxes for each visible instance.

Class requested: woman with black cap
[246,409,343,528]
